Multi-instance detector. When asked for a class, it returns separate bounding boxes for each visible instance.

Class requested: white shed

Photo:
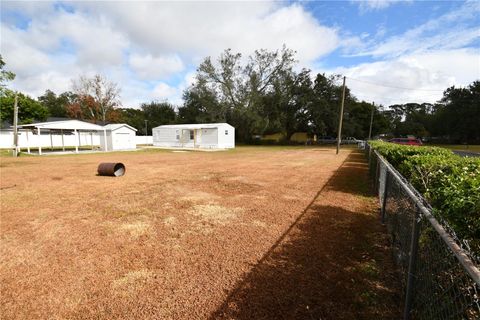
[152,123,235,149]
[101,124,137,150]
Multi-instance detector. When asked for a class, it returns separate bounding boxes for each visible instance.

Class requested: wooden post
[13,93,18,157]
[38,127,42,155]
[336,76,346,155]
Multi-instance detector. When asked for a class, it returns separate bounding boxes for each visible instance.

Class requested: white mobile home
[152,123,235,149]
[101,124,137,150]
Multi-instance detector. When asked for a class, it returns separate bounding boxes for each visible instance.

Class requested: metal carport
[18,120,108,155]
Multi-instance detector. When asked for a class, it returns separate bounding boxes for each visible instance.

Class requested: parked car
[388,138,423,146]
[342,137,361,144]
[318,136,337,144]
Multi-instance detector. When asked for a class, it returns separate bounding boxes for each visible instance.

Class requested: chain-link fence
[365,144,480,320]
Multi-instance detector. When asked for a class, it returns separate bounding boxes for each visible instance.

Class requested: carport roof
[18,120,105,131]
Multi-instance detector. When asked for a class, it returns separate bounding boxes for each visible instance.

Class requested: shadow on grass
[209,151,400,320]
[326,151,372,197]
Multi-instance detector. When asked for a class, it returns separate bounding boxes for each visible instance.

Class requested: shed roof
[18,120,105,131]
[153,123,234,130]
[104,123,138,131]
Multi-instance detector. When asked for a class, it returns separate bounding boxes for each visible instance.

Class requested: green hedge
[369,140,480,256]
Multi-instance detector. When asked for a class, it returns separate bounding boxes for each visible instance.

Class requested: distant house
[152,123,235,149]
[101,124,137,150]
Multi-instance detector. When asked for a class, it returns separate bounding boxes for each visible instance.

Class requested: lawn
[425,144,480,153]
[0,146,399,319]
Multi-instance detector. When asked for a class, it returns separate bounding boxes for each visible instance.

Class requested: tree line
[1,51,478,143]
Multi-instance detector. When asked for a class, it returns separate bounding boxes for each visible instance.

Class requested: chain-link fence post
[380,170,389,224]
[374,156,380,192]
[403,206,421,320]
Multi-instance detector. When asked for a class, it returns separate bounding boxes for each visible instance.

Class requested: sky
[1,0,479,108]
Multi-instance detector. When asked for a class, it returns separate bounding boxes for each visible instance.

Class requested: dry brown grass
[0,146,399,319]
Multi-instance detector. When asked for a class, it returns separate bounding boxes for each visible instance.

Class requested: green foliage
[436,81,480,144]
[0,89,48,124]
[0,55,15,94]
[184,48,389,142]
[141,101,176,132]
[370,140,480,255]
[388,82,480,144]
[191,46,298,141]
[369,140,451,168]
[117,108,146,134]
[38,90,76,118]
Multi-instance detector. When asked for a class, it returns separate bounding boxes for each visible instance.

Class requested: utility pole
[144,120,148,144]
[13,93,19,157]
[336,76,346,155]
[368,102,375,140]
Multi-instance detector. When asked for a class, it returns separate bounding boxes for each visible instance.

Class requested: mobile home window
[225,130,228,135]
[176,130,180,140]
[190,130,194,140]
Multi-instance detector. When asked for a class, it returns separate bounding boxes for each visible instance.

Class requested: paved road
[453,150,480,157]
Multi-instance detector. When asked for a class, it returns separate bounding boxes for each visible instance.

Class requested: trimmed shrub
[369,140,480,256]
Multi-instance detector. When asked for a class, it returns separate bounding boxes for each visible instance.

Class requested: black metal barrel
[97,163,126,177]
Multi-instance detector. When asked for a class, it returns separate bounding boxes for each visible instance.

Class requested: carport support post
[194,129,197,148]
[26,130,30,154]
[37,127,42,155]
[61,129,65,151]
[74,129,79,153]
[50,131,53,151]
[103,129,108,152]
[90,131,93,150]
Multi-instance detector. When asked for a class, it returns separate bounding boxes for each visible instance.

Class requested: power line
[346,76,446,92]
[353,92,443,102]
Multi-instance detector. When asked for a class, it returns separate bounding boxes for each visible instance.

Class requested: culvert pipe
[97,162,126,177]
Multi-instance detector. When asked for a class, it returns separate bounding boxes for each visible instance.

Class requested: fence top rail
[372,149,480,286]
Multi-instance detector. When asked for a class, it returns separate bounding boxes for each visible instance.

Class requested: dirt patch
[179,191,219,203]
[212,151,401,320]
[120,221,152,239]
[163,216,177,226]
[190,204,242,224]
[112,269,155,290]
[0,147,399,319]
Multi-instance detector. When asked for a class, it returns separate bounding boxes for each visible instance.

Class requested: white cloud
[1,0,478,111]
[1,6,128,98]
[352,0,412,12]
[78,2,338,65]
[1,1,339,107]
[151,82,178,101]
[129,54,184,80]
[349,1,480,58]
[325,48,480,106]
